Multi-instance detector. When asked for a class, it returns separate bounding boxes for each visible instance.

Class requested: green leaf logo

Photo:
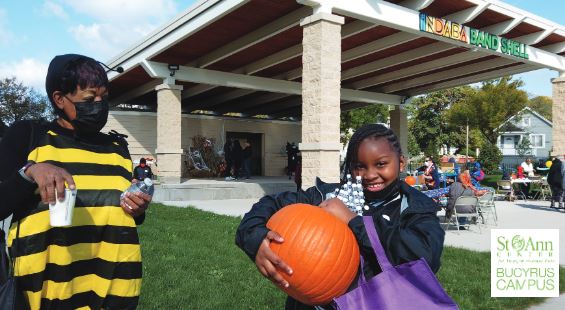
[512,235,525,251]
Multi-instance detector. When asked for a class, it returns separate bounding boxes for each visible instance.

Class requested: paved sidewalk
[160,197,565,309]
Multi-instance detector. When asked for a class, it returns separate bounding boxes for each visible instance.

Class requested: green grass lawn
[138,203,564,309]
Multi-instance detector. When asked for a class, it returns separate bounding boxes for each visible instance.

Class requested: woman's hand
[319,198,357,224]
[255,230,293,288]
[120,191,152,217]
[25,163,75,205]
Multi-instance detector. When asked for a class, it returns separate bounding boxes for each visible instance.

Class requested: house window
[530,134,544,148]
[522,117,530,127]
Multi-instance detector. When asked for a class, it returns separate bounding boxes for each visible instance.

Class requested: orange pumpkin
[405,175,417,186]
[266,203,360,305]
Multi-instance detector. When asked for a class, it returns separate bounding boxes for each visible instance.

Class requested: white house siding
[103,111,301,176]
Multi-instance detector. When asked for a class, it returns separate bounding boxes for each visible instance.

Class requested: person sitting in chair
[446,170,487,228]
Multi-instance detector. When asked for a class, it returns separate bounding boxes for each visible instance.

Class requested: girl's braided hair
[341,124,402,182]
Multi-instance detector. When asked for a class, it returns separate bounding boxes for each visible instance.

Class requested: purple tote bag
[333,217,458,310]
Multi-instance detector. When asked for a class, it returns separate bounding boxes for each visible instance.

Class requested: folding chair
[496,180,513,201]
[452,196,481,233]
[528,176,543,199]
[512,181,528,201]
[477,191,497,225]
[534,179,551,200]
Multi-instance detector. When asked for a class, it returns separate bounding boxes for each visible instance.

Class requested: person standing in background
[232,139,243,180]
[224,139,235,180]
[133,157,153,181]
[548,155,564,209]
[521,158,535,177]
[242,141,252,179]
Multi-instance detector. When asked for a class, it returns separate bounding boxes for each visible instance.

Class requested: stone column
[390,105,409,164]
[299,13,344,189]
[155,83,184,183]
[552,73,565,156]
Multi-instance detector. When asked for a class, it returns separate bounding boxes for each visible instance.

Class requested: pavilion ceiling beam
[245,97,302,116]
[381,58,517,93]
[109,79,162,105]
[407,64,538,96]
[186,29,418,106]
[341,32,418,64]
[399,0,435,11]
[348,50,483,90]
[214,93,292,114]
[514,28,556,46]
[481,17,525,35]
[341,42,454,81]
[189,88,258,110]
[141,60,402,105]
[269,106,302,119]
[540,42,565,54]
[186,7,311,68]
[182,19,375,99]
[341,101,372,112]
[319,0,565,71]
[443,2,489,24]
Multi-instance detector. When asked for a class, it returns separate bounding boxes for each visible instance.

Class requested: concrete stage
[152,176,297,202]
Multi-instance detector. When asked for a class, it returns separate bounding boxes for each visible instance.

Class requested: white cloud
[62,0,176,24]
[0,59,49,93]
[41,1,69,20]
[62,0,180,60]
[0,9,15,46]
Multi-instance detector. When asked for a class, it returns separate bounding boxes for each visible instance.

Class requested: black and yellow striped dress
[7,123,141,309]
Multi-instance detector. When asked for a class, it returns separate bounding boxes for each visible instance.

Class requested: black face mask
[364,178,400,201]
[62,99,109,135]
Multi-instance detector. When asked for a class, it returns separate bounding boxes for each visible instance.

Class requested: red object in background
[266,204,359,305]
[405,175,417,186]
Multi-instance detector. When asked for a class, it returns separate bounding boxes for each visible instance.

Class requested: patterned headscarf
[459,171,472,188]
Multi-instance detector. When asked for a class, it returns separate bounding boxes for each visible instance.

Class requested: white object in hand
[49,188,77,227]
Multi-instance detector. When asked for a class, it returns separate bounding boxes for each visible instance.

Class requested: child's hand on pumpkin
[255,230,293,288]
[319,198,357,224]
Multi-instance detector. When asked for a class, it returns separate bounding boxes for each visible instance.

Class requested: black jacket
[548,159,563,190]
[235,178,445,309]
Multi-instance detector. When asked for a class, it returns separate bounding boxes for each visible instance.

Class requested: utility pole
[466,118,469,169]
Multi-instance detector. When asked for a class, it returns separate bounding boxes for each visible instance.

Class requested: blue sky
[0,0,563,97]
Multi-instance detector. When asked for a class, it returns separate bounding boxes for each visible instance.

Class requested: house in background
[496,107,552,166]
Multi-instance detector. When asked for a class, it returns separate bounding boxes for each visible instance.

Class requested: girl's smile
[352,137,405,198]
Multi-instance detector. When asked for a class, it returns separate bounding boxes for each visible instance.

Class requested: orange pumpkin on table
[405,175,417,186]
[266,203,360,306]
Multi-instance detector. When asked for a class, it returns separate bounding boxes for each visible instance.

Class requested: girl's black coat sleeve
[235,185,323,261]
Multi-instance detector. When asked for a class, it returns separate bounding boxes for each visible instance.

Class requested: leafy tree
[0,77,52,126]
[447,76,528,145]
[408,86,474,156]
[477,141,502,174]
[340,104,389,143]
[527,96,552,121]
[407,131,420,157]
[516,136,532,158]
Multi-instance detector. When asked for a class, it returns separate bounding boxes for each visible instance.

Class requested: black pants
[550,185,564,205]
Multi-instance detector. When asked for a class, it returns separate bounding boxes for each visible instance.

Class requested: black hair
[45,54,108,118]
[140,158,147,164]
[341,124,402,182]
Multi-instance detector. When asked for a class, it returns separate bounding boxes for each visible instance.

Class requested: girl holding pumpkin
[235,124,445,309]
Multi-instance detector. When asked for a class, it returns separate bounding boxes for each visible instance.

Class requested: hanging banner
[419,13,529,60]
